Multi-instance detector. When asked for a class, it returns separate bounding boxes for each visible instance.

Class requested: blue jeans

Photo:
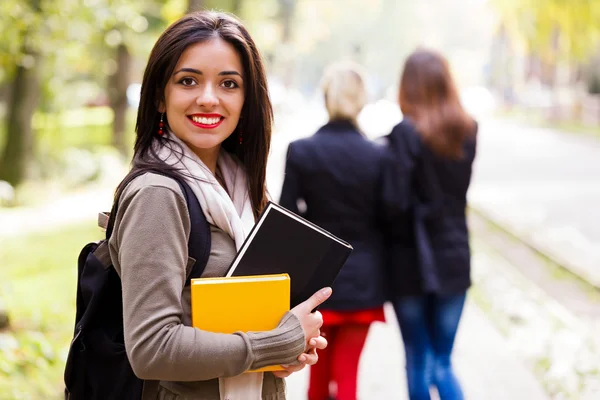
[393,293,466,400]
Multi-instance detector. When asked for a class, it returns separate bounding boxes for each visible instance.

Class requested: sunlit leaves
[490,0,600,62]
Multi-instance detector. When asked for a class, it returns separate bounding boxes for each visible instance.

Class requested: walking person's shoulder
[385,119,423,157]
[284,137,307,162]
[392,119,421,141]
[284,129,323,161]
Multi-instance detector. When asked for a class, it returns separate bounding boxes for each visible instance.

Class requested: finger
[297,287,332,313]
[272,370,291,378]
[301,350,319,366]
[274,362,305,378]
[311,335,328,350]
[286,363,306,373]
[308,335,325,348]
[314,328,321,339]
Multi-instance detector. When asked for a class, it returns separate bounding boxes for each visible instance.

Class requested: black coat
[279,120,388,311]
[383,119,477,297]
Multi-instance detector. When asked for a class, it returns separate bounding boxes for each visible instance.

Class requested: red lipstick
[188,113,224,129]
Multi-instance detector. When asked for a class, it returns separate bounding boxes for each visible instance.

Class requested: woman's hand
[272,336,328,378]
[290,287,332,344]
[272,288,332,378]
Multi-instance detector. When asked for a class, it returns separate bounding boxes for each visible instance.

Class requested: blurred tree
[0,0,285,184]
[0,0,42,186]
[491,0,600,87]
[187,0,246,16]
[188,0,204,12]
[277,0,296,87]
[232,0,243,15]
[81,0,168,155]
[287,0,422,96]
[108,42,131,155]
[278,0,295,43]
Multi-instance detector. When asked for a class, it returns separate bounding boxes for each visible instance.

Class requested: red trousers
[307,324,370,400]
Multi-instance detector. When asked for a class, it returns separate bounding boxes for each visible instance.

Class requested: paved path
[468,119,600,287]
[0,185,114,239]
[285,301,548,400]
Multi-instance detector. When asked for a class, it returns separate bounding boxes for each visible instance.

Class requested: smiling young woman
[160,38,246,171]
[88,11,333,400]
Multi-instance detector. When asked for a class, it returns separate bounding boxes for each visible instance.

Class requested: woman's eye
[180,78,196,86]
[221,80,238,89]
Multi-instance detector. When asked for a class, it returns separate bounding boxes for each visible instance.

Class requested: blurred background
[1,0,599,398]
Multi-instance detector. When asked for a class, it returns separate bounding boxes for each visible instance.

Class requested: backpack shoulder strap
[172,178,211,284]
[104,170,211,282]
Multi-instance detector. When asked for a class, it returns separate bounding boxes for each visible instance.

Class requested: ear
[157,101,166,113]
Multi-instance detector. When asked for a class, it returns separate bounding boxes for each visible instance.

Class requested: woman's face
[160,37,245,161]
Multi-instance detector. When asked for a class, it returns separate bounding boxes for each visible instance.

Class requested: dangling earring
[158,113,165,136]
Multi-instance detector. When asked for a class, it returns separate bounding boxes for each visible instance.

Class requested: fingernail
[299,355,306,362]
[282,364,290,368]
[321,287,332,297]
[310,339,316,346]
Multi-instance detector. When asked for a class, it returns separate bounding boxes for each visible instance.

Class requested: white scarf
[156,133,263,400]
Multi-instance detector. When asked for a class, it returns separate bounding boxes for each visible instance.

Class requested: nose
[196,84,219,109]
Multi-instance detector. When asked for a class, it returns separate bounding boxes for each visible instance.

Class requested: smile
[188,114,224,129]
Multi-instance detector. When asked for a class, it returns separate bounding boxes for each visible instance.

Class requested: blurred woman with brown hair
[384,49,477,400]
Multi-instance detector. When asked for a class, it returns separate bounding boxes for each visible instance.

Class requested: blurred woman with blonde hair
[279,61,389,400]
[384,48,477,400]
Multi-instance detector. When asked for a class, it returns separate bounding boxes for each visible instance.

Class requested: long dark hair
[399,49,475,159]
[118,11,272,218]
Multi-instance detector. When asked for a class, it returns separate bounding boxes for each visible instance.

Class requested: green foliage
[32,107,136,151]
[490,0,600,62]
[0,0,178,111]
[0,107,135,187]
[0,222,102,398]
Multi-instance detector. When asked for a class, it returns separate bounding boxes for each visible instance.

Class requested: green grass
[0,221,103,399]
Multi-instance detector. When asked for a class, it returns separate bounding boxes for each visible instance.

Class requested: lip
[187,113,224,129]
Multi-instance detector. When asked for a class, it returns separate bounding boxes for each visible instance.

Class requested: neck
[188,144,221,174]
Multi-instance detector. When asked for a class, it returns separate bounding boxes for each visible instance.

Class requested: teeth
[192,116,220,125]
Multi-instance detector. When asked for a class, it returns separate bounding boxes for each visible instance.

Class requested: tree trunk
[108,43,131,156]
[278,0,296,88]
[188,0,204,12]
[0,57,41,186]
[548,25,561,121]
[279,0,294,43]
[232,0,243,16]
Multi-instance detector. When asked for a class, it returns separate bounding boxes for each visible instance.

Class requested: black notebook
[225,201,353,308]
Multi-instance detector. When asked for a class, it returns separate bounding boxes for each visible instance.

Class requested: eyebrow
[173,68,243,78]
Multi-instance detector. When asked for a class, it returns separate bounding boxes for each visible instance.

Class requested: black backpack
[64,171,211,399]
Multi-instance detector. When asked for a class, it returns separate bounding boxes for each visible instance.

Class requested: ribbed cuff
[246,312,306,370]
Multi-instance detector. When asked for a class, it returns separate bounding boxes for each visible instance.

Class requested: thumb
[299,287,332,313]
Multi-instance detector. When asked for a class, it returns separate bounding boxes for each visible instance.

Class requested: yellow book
[191,273,291,373]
